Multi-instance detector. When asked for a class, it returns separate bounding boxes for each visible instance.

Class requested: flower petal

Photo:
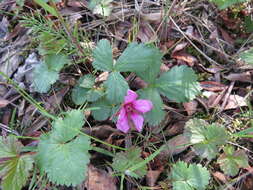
[133,99,153,113]
[116,108,130,133]
[130,113,144,132]
[124,89,138,104]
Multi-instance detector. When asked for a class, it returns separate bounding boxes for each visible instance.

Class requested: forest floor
[0,0,253,190]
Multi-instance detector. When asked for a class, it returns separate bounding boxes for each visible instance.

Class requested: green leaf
[71,75,101,105]
[171,161,210,190]
[33,63,59,93]
[37,110,91,186]
[38,32,67,55]
[91,98,119,121]
[86,88,104,102]
[112,147,147,179]
[37,135,90,186]
[138,87,165,125]
[79,74,95,88]
[89,0,113,16]
[209,0,247,9]
[44,54,69,72]
[33,54,69,93]
[104,72,129,103]
[184,119,228,160]
[240,47,253,64]
[51,110,85,142]
[155,65,201,102]
[135,46,163,83]
[0,136,34,190]
[92,39,113,71]
[34,0,58,16]
[217,146,249,176]
[115,43,161,72]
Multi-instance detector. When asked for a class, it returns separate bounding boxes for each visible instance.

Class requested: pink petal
[124,90,138,104]
[130,113,144,132]
[116,108,130,133]
[133,100,153,113]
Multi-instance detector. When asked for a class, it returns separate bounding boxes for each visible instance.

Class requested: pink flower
[116,90,153,133]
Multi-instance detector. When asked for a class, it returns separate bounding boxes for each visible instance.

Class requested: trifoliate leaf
[37,134,90,186]
[0,136,34,190]
[37,110,90,186]
[51,110,85,142]
[239,47,253,64]
[104,71,129,103]
[115,42,160,72]
[155,65,201,102]
[209,0,247,9]
[91,98,119,121]
[184,119,228,160]
[92,39,113,71]
[33,62,58,93]
[217,146,249,176]
[171,161,210,190]
[138,87,165,125]
[112,147,147,179]
[135,46,163,83]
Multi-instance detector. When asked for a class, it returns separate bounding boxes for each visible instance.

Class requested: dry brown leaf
[183,100,198,116]
[0,98,9,108]
[137,22,156,43]
[164,121,185,136]
[172,42,188,53]
[224,72,253,83]
[172,51,197,66]
[200,81,227,92]
[146,168,163,187]
[85,165,117,190]
[212,171,228,184]
[224,95,247,110]
[141,11,162,23]
[160,135,190,157]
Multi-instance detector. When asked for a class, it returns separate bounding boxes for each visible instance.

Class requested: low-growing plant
[72,39,201,126]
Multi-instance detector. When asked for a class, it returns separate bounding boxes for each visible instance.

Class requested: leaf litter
[0,0,253,189]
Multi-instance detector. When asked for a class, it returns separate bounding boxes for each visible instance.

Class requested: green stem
[91,146,115,157]
[0,71,56,120]
[120,174,125,190]
[78,130,126,151]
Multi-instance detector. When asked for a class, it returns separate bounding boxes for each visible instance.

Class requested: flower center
[125,103,133,113]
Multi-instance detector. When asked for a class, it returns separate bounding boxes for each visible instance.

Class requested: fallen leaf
[85,165,117,190]
[164,121,186,136]
[172,42,188,53]
[224,72,253,83]
[0,98,9,108]
[172,51,197,66]
[212,171,228,184]
[146,168,163,187]
[141,11,162,23]
[200,81,227,92]
[224,95,247,110]
[160,135,190,157]
[137,22,156,43]
[183,100,198,116]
